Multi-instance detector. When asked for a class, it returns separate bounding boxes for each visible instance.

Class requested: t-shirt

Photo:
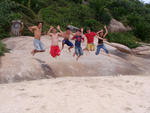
[84,32,97,44]
[98,38,103,45]
[72,35,84,47]
[98,35,105,45]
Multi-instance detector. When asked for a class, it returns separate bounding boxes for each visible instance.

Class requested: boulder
[0,36,149,84]
[108,19,131,32]
[104,41,132,54]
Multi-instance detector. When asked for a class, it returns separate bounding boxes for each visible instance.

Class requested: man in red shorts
[47,26,62,58]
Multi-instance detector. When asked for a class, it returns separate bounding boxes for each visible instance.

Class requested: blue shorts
[63,39,74,47]
[75,46,83,56]
[33,39,45,51]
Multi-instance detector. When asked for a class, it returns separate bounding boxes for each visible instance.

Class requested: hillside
[0,0,150,43]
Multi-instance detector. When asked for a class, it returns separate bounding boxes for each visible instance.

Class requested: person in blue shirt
[72,29,84,61]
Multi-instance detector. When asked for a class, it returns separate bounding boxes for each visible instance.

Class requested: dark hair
[86,27,91,31]
[76,29,81,32]
[37,21,43,25]
[66,27,71,30]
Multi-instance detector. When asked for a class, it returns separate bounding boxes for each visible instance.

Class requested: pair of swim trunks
[75,46,83,56]
[50,46,61,57]
[86,43,95,51]
[62,39,74,47]
[33,39,45,51]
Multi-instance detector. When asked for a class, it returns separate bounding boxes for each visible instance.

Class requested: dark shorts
[63,39,74,47]
[75,46,83,56]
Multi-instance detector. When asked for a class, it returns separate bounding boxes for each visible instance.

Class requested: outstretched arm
[81,27,86,39]
[96,35,104,40]
[103,25,108,38]
[28,26,37,33]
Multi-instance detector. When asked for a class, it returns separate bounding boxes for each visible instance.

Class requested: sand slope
[0,76,149,113]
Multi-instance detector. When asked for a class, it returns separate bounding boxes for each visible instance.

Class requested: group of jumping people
[28,22,109,60]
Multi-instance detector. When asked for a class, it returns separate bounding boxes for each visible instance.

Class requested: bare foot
[68,48,71,52]
[73,53,76,57]
[76,55,81,61]
[31,50,35,56]
[76,56,79,61]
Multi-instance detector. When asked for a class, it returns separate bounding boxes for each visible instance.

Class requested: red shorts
[50,46,61,57]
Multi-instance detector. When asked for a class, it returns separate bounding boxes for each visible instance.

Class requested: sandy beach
[0,76,150,113]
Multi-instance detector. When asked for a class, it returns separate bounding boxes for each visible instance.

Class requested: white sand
[0,76,150,113]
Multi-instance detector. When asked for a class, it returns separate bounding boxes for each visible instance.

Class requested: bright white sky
[142,0,150,3]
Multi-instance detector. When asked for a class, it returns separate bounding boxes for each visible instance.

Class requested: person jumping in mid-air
[84,27,97,51]
[47,26,62,58]
[96,25,109,55]
[57,27,74,52]
[28,22,45,56]
[72,28,85,61]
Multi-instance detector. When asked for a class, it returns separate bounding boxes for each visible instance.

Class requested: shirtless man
[47,26,62,58]
[28,22,45,55]
[57,27,74,52]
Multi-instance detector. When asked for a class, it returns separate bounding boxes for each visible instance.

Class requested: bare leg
[62,43,65,50]
[31,50,45,56]
[68,46,73,52]
[31,50,36,56]
[83,48,88,51]
[73,52,76,57]
[76,55,81,61]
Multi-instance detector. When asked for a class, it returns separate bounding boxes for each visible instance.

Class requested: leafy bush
[0,0,150,45]
[0,0,21,39]
[107,32,141,48]
[0,41,8,56]
[83,19,102,31]
[127,14,150,42]
[39,3,94,28]
[89,0,112,24]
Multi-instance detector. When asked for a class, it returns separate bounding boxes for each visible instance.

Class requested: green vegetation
[0,0,150,54]
[0,41,8,56]
[108,32,141,48]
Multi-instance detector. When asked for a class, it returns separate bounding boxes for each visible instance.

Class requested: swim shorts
[50,45,61,57]
[33,39,45,51]
[86,43,95,51]
[62,39,74,47]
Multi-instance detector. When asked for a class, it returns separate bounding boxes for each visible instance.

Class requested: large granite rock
[108,19,131,32]
[0,36,149,83]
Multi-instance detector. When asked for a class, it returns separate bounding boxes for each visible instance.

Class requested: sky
[142,0,150,3]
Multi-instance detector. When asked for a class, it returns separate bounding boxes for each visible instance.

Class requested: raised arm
[28,26,37,33]
[47,26,54,36]
[96,29,103,34]
[103,25,108,38]
[81,28,86,38]
[57,25,63,34]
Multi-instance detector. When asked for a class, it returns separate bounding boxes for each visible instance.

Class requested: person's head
[98,29,104,37]
[37,22,43,29]
[66,27,71,34]
[52,28,57,33]
[86,27,91,33]
[76,29,81,36]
